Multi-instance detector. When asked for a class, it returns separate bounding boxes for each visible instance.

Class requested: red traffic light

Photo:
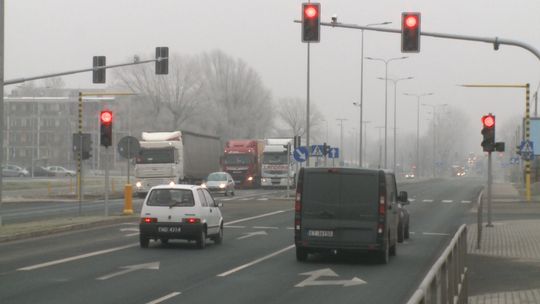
[100,110,113,124]
[482,114,495,128]
[304,5,318,19]
[404,14,418,29]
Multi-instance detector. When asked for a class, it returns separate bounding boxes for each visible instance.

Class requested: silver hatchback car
[202,172,235,196]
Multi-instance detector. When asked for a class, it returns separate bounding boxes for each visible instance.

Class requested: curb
[0,216,138,243]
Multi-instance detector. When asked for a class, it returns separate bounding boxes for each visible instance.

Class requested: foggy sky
[5,0,540,155]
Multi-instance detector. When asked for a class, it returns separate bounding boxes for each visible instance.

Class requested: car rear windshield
[146,189,195,207]
[302,171,378,212]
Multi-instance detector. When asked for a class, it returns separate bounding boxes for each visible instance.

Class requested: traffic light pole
[487,152,493,227]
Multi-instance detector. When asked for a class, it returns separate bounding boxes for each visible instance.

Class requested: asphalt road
[0,177,483,304]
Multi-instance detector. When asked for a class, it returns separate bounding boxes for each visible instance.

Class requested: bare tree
[114,54,205,131]
[200,50,274,140]
[275,97,324,142]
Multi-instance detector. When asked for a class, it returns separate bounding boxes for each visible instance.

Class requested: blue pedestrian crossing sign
[293,146,309,162]
[520,140,534,160]
[328,147,339,159]
[310,145,324,157]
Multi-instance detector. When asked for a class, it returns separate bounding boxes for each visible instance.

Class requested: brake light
[141,217,157,224]
[379,194,386,215]
[295,192,302,212]
[295,219,301,230]
[184,218,201,224]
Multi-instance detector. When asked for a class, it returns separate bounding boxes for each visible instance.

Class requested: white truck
[260,138,295,188]
[134,131,221,197]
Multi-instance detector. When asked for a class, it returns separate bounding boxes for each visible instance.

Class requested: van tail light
[295,219,301,231]
[377,224,384,235]
[183,218,201,224]
[379,194,386,215]
[141,217,157,224]
[295,192,302,212]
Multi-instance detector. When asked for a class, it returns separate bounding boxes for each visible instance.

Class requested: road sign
[328,148,339,159]
[520,140,534,160]
[310,145,324,157]
[118,136,140,159]
[293,146,309,162]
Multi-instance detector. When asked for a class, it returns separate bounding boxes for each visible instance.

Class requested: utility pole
[336,118,347,166]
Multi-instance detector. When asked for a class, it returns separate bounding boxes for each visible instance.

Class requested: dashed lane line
[217,245,295,277]
[442,200,453,203]
[146,292,182,304]
[422,199,434,203]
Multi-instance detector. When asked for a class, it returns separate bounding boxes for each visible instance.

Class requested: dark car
[294,167,408,264]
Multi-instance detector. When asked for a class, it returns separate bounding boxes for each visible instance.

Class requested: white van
[139,184,224,249]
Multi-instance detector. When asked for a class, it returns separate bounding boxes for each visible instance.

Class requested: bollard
[123,184,134,215]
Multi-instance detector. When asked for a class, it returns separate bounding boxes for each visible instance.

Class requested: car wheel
[140,235,149,248]
[389,237,397,257]
[196,229,206,249]
[397,222,404,243]
[224,190,228,196]
[213,225,223,244]
[231,189,235,196]
[296,246,308,262]
[18,173,24,178]
[378,237,389,264]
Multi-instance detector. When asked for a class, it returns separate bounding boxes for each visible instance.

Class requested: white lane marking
[296,268,366,287]
[225,225,246,229]
[120,228,139,232]
[441,200,453,203]
[146,292,182,304]
[408,199,416,203]
[125,233,139,237]
[237,231,268,240]
[97,261,159,280]
[18,243,138,271]
[217,244,295,277]
[225,209,291,226]
[461,200,472,204]
[220,198,234,201]
[422,232,450,236]
[258,198,269,201]
[240,198,250,201]
[286,227,294,230]
[253,226,278,229]
[422,199,434,203]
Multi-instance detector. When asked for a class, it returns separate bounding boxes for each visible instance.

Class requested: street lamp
[336,118,347,166]
[358,21,392,169]
[422,103,448,178]
[366,56,408,169]
[403,92,434,177]
[362,120,371,166]
[377,76,413,173]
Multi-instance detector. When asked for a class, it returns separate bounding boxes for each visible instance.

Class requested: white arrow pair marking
[237,231,268,240]
[97,261,160,280]
[295,268,366,287]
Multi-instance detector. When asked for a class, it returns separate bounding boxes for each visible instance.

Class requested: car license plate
[308,230,334,237]
[158,226,181,233]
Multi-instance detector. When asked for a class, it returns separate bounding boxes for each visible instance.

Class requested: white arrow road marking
[146,292,181,304]
[237,231,268,240]
[18,243,138,271]
[97,261,160,280]
[295,268,366,287]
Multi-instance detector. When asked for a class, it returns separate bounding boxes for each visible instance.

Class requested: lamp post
[362,120,371,166]
[366,56,408,169]
[336,118,347,166]
[358,21,391,169]
[422,103,448,178]
[375,126,385,169]
[403,92,434,177]
[377,76,413,173]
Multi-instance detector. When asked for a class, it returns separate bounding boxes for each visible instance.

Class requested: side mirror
[398,191,409,204]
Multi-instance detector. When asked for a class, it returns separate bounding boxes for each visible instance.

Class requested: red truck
[221,139,265,188]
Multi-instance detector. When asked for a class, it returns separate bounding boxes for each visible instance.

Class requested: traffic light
[301,3,320,43]
[481,114,495,152]
[155,47,169,75]
[100,110,113,147]
[401,12,421,53]
[93,56,106,83]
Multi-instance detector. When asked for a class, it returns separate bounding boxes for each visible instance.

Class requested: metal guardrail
[476,190,484,249]
[406,224,468,304]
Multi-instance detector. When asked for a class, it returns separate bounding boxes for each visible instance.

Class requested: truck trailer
[134,131,221,197]
[221,139,265,188]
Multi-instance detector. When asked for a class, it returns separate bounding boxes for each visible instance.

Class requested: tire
[389,238,397,256]
[212,225,223,244]
[378,238,389,264]
[296,246,308,262]
[397,222,405,243]
[224,190,228,197]
[196,229,207,249]
[160,238,169,245]
[231,189,235,196]
[140,235,149,248]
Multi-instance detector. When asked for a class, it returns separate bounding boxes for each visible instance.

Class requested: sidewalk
[468,182,540,303]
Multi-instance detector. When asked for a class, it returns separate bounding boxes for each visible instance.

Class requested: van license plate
[308,230,334,237]
[158,227,181,233]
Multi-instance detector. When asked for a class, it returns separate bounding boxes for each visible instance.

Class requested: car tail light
[141,217,157,224]
[183,218,201,224]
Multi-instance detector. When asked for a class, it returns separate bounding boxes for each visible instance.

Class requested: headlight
[135,181,142,188]
[247,176,253,181]
[219,183,226,188]
[169,181,175,186]
[201,183,207,188]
